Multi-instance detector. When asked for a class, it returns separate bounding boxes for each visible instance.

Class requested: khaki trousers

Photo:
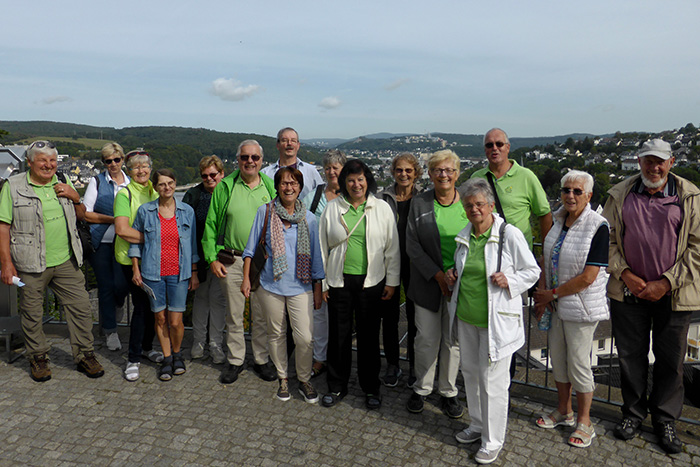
[219,259,269,366]
[256,287,313,381]
[19,258,94,361]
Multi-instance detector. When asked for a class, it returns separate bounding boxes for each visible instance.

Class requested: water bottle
[538,309,552,331]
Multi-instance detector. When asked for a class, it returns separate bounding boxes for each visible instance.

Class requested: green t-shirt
[224,176,272,252]
[471,160,550,249]
[0,173,73,267]
[456,226,492,327]
[342,200,368,275]
[113,181,158,266]
[434,200,467,271]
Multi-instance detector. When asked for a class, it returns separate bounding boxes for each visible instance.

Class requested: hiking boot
[77,352,105,378]
[406,392,425,413]
[30,353,52,382]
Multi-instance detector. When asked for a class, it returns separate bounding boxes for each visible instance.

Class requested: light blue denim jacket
[128,199,199,282]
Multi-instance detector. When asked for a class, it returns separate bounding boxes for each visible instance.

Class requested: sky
[2,1,699,140]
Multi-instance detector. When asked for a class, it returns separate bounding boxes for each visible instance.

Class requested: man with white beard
[602,138,700,454]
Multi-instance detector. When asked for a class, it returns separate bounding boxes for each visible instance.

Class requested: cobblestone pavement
[1,325,698,466]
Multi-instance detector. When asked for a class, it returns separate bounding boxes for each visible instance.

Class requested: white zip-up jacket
[447,214,540,361]
[319,194,400,291]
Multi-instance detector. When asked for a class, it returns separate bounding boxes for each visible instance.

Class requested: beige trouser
[19,258,94,362]
[219,259,269,366]
[256,287,314,381]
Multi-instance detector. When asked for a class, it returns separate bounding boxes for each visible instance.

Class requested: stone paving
[1,324,699,466]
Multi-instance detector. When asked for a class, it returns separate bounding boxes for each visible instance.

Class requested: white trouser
[413,298,460,397]
[458,319,512,452]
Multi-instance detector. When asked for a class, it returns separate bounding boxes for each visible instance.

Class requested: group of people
[0,128,695,463]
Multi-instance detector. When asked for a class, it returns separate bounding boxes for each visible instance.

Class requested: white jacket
[447,214,540,361]
[319,194,400,291]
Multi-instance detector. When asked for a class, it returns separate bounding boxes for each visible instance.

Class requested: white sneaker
[106,332,122,351]
[209,342,225,364]
[475,447,500,465]
[191,342,205,359]
[124,362,140,382]
[455,427,481,444]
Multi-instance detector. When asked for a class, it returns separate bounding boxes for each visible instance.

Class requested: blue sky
[2,1,699,139]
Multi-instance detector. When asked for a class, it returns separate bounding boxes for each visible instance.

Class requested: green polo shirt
[225,176,272,252]
[471,160,550,249]
[0,173,73,267]
[342,200,368,275]
[113,181,158,266]
[456,226,492,327]
[434,200,468,271]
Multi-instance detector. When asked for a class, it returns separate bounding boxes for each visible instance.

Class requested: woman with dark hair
[379,152,422,387]
[129,169,199,381]
[318,159,400,410]
[241,167,325,402]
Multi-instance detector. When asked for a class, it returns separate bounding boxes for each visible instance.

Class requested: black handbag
[249,202,271,291]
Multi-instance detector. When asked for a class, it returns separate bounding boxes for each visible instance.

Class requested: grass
[18,136,108,150]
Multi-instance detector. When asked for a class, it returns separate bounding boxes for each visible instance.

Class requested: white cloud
[319,96,341,109]
[210,78,260,101]
[40,96,72,105]
[384,78,409,91]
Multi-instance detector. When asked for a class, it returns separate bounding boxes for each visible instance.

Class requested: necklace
[434,189,457,207]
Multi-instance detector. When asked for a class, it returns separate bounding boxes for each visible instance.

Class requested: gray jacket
[405,189,443,312]
[6,173,83,273]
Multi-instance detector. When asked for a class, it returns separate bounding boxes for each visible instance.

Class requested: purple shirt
[622,176,682,282]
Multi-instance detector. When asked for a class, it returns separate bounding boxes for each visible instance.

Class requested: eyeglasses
[561,187,586,196]
[279,181,300,188]
[465,202,489,210]
[28,141,56,150]
[485,141,507,149]
[201,172,221,180]
[130,164,151,171]
[279,138,298,145]
[239,154,261,162]
[431,168,456,175]
[103,157,122,165]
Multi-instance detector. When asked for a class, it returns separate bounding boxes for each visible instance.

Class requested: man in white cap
[602,138,700,454]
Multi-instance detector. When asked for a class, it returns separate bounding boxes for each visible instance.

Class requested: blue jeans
[122,265,157,363]
[142,275,189,312]
[89,242,128,333]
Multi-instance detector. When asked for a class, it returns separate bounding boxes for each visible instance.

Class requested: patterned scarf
[270,198,312,283]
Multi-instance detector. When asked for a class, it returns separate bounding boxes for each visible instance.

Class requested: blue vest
[89,172,116,245]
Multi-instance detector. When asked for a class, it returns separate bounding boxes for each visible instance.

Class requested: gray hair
[126,154,151,170]
[322,149,347,168]
[26,141,58,162]
[236,139,264,158]
[459,178,495,206]
[561,169,594,193]
[483,128,510,146]
[276,127,298,142]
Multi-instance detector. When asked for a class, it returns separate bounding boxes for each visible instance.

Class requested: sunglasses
[103,157,123,165]
[201,172,221,180]
[239,154,261,162]
[561,187,585,196]
[484,141,506,149]
[29,140,56,150]
[125,150,149,163]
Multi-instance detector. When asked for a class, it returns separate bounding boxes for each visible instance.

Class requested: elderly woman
[114,149,163,381]
[242,167,325,402]
[130,169,199,381]
[533,170,609,448]
[319,159,400,410]
[84,142,130,351]
[380,152,422,387]
[405,149,467,418]
[302,149,346,378]
[447,178,540,465]
[183,155,227,363]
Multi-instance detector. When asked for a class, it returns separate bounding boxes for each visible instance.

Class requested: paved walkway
[1,325,699,466]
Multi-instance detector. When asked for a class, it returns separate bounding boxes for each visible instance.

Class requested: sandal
[173,352,186,376]
[159,357,173,381]
[568,422,596,448]
[535,410,575,429]
[311,361,327,378]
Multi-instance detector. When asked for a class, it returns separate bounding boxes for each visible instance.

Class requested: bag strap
[497,221,507,272]
[486,172,507,223]
[329,211,367,250]
[258,201,271,256]
[309,184,325,213]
